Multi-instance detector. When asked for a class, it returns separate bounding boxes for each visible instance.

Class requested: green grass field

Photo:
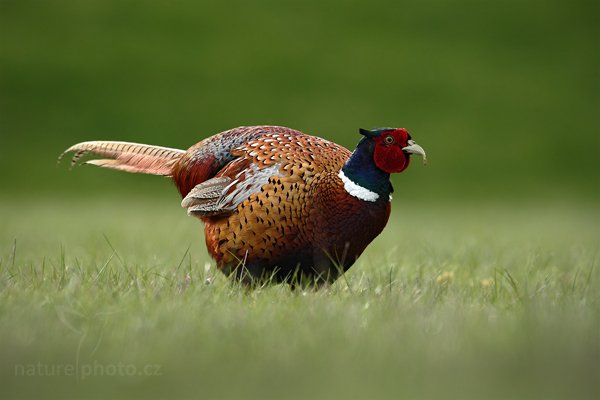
[1,196,598,399]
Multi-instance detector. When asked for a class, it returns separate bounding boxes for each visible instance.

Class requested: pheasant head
[359,127,427,172]
[339,127,426,202]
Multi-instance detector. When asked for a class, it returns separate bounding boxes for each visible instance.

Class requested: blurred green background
[2,0,598,202]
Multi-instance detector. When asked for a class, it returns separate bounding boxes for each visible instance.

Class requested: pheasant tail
[59,141,185,176]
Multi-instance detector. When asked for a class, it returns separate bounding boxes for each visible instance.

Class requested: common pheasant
[61,126,426,286]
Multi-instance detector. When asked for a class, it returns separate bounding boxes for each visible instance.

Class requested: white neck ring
[338,170,379,202]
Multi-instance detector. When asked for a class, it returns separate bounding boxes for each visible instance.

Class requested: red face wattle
[372,128,413,173]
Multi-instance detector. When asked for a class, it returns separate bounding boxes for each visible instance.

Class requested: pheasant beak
[402,140,427,165]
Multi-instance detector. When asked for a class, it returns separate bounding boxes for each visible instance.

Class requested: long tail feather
[59,141,186,176]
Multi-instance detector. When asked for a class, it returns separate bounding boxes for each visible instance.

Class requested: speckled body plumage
[62,125,426,286]
[178,126,391,282]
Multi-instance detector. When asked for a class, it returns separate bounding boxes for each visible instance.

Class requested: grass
[0,195,598,399]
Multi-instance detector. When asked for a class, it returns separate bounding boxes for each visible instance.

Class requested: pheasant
[61,126,426,286]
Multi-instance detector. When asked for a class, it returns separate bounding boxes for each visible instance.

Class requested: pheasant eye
[384,136,394,144]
